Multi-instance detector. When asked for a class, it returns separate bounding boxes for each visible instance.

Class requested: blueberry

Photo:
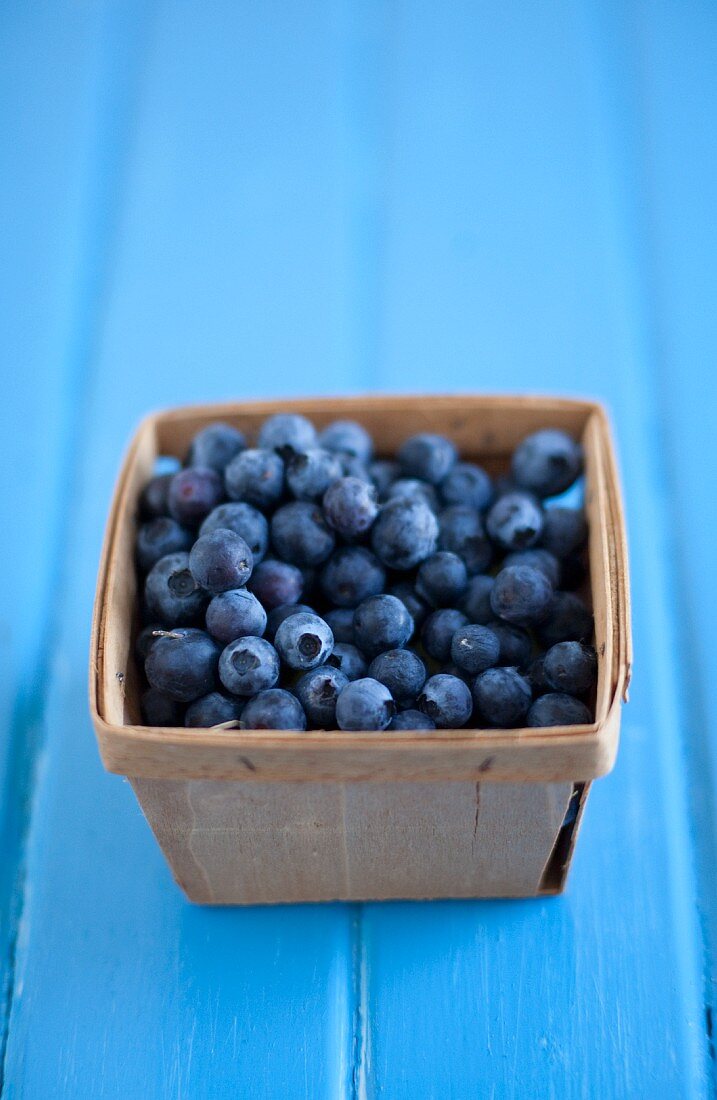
[258,413,317,454]
[218,636,280,696]
[200,502,269,562]
[418,674,473,728]
[385,478,439,512]
[450,624,500,675]
[486,492,543,550]
[512,429,583,498]
[139,473,173,519]
[540,507,588,559]
[186,422,245,472]
[168,467,224,526]
[274,611,334,670]
[248,558,304,610]
[145,628,220,702]
[416,551,468,608]
[440,462,492,510]
[472,667,532,728]
[490,564,554,625]
[225,448,284,509]
[543,641,598,695]
[185,692,244,727]
[438,506,492,573]
[527,693,593,727]
[295,665,349,728]
[525,653,550,697]
[265,602,315,642]
[135,622,162,662]
[323,477,379,541]
[336,678,395,731]
[389,709,436,731]
[140,688,184,726]
[320,547,386,608]
[144,552,207,625]
[460,575,495,624]
[353,594,414,657]
[368,649,426,706]
[189,529,253,594]
[502,548,561,588]
[325,642,367,681]
[389,583,430,630]
[536,592,593,646]
[284,447,342,501]
[323,608,355,645]
[371,497,439,570]
[369,459,399,496]
[206,588,267,643]
[488,621,533,669]
[421,608,469,663]
[398,433,457,485]
[271,502,335,567]
[136,517,193,572]
[241,688,307,730]
[319,420,373,463]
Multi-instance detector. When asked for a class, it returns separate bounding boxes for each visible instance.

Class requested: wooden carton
[90,395,631,903]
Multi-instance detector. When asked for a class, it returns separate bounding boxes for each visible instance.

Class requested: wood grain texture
[1,0,714,1097]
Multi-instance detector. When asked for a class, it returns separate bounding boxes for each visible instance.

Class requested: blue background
[1,1,716,1096]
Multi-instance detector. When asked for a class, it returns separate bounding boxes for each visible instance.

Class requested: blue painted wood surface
[1,1,715,1096]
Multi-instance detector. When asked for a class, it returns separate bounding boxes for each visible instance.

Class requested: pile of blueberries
[136,413,596,732]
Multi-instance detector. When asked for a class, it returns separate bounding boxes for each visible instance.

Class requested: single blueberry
[369,458,400,496]
[450,624,500,675]
[320,546,386,608]
[368,649,427,706]
[248,558,304,610]
[460,575,495,624]
[502,548,561,588]
[241,688,307,730]
[527,692,593,727]
[540,507,588,559]
[512,429,583,498]
[472,667,532,728]
[371,497,439,570]
[225,448,284,509]
[200,502,269,562]
[271,502,335,567]
[385,478,439,512]
[218,636,280,696]
[488,621,533,670]
[490,564,554,625]
[389,709,436,731]
[323,477,379,541]
[415,551,468,608]
[389,583,430,631]
[141,687,184,726]
[189,529,253,594]
[139,473,173,519]
[438,505,492,574]
[440,462,492,511]
[421,608,469,663]
[258,413,317,454]
[536,592,593,646]
[185,692,244,728]
[145,628,220,702]
[265,603,315,642]
[336,678,395,731]
[398,433,457,485]
[186,422,245,472]
[353,594,414,657]
[274,611,334,670]
[486,492,543,550]
[206,588,267,643]
[325,642,367,681]
[319,420,373,463]
[136,517,193,573]
[295,665,349,728]
[144,552,207,625]
[168,467,224,526]
[285,447,343,501]
[543,641,598,695]
[418,674,473,728]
